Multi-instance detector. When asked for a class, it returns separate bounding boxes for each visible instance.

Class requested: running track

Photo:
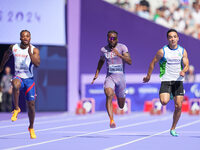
[0,112,200,150]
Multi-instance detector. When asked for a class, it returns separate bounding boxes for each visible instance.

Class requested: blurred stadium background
[0,0,200,113]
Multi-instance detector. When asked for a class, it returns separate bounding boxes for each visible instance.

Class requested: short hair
[167,29,178,38]
[20,30,31,37]
[107,30,118,38]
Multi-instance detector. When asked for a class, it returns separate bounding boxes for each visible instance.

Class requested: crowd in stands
[106,0,200,40]
[0,66,13,112]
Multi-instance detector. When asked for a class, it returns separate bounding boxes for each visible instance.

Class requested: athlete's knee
[175,103,182,110]
[28,101,35,109]
[160,100,168,106]
[12,81,21,90]
[118,98,125,109]
[105,90,114,99]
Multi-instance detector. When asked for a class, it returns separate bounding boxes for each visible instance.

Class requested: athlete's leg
[25,78,37,138]
[171,95,183,130]
[169,81,184,136]
[159,93,170,105]
[159,82,171,105]
[12,78,21,110]
[27,100,35,129]
[104,88,115,121]
[11,78,22,121]
[115,75,126,109]
[27,102,36,140]
[104,76,116,128]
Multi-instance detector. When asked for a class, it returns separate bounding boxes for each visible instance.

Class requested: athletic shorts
[159,81,184,97]
[104,74,126,98]
[13,76,36,101]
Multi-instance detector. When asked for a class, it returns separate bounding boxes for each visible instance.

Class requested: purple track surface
[0,112,200,150]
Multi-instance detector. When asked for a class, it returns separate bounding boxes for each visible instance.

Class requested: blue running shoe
[170,130,179,137]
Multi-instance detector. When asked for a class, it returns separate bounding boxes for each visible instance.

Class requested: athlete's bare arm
[143,49,163,83]
[28,44,40,67]
[112,48,132,65]
[91,58,105,84]
[0,45,13,73]
[180,49,189,77]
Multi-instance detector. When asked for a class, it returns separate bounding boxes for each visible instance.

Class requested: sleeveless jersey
[12,44,35,79]
[159,45,184,81]
[100,43,128,75]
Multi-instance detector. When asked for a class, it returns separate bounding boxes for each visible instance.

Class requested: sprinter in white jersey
[0,30,40,139]
[92,30,132,128]
[143,29,189,136]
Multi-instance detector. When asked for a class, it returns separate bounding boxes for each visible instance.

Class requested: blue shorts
[13,76,36,101]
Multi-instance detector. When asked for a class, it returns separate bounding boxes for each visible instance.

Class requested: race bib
[108,64,123,73]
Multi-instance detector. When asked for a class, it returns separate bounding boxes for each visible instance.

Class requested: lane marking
[0,113,147,138]
[4,116,171,150]
[104,119,200,150]
[0,112,106,123]
[0,112,108,129]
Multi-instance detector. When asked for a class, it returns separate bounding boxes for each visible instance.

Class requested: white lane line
[51,131,88,134]
[0,112,106,123]
[0,113,107,129]
[0,113,147,129]
[0,113,67,123]
[0,118,75,129]
[0,113,148,138]
[104,119,200,150]
[0,119,107,138]
[4,116,171,150]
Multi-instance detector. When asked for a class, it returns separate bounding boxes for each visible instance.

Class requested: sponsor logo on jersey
[14,54,28,58]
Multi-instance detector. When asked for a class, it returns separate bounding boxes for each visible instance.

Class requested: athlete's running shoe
[28,128,37,139]
[11,108,21,122]
[170,130,179,137]
[110,120,116,128]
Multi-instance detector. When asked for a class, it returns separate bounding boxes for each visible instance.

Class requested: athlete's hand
[143,75,150,83]
[91,75,98,84]
[112,48,121,57]
[180,71,185,77]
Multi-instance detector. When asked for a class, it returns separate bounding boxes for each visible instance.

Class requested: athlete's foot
[28,128,37,139]
[110,119,116,128]
[11,108,21,122]
[170,129,179,137]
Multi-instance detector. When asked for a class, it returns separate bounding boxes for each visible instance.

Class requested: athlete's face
[108,33,118,48]
[20,31,31,46]
[167,31,179,47]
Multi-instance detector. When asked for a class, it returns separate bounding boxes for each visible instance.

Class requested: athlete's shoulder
[31,44,36,49]
[117,43,128,51]
[31,44,39,52]
[117,43,127,47]
[9,44,20,52]
[162,45,168,49]
[177,45,185,54]
[12,43,20,49]
[101,45,108,52]
[178,45,185,50]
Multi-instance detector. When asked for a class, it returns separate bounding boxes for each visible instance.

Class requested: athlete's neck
[108,44,117,49]
[20,43,28,49]
[168,44,178,50]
